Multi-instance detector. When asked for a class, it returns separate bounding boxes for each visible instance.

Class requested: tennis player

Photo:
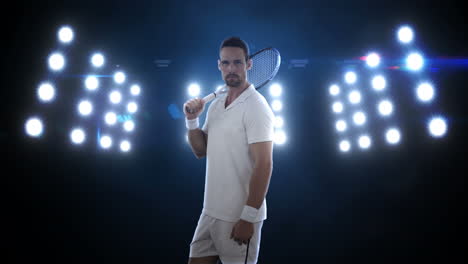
[183,37,275,264]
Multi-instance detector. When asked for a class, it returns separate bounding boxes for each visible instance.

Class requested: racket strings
[248,49,280,89]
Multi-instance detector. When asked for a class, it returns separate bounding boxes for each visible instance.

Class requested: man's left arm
[231,98,274,245]
[246,141,273,210]
[231,141,273,245]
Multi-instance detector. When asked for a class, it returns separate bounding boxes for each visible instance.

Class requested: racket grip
[202,92,217,104]
[186,92,217,114]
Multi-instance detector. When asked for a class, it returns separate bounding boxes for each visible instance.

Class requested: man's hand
[230,219,254,245]
[183,98,205,120]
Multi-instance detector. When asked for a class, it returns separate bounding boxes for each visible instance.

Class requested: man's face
[218,47,252,88]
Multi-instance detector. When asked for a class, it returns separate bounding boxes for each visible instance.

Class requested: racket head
[248,47,281,90]
[186,47,281,113]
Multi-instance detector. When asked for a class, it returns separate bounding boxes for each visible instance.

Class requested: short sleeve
[244,96,275,144]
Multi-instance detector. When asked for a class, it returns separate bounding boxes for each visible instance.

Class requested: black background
[4,0,467,263]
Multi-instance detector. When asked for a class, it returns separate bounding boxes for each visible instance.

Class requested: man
[183,37,274,264]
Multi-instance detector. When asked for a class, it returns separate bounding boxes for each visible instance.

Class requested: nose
[227,63,235,72]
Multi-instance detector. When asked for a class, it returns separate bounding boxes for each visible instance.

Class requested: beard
[224,74,242,87]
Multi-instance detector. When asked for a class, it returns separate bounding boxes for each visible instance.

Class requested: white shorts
[189,213,264,264]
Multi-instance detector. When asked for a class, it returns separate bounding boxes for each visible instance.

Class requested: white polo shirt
[201,84,274,222]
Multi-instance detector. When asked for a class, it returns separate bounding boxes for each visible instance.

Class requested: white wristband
[186,118,199,130]
[240,205,259,223]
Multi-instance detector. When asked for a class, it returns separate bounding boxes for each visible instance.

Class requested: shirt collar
[224,84,255,111]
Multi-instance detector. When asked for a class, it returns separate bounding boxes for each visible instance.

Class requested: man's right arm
[188,129,207,159]
[183,97,208,159]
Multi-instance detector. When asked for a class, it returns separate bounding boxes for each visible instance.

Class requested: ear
[246,58,253,70]
[218,59,221,71]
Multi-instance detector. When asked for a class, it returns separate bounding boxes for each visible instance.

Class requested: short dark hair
[219,36,250,62]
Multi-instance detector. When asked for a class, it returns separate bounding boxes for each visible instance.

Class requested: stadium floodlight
[329,84,340,96]
[353,111,366,125]
[332,101,344,114]
[37,82,56,102]
[269,83,282,97]
[385,128,401,145]
[78,100,93,116]
[48,52,65,71]
[100,135,112,149]
[371,75,386,91]
[336,120,347,132]
[406,52,424,71]
[70,128,85,144]
[114,71,126,84]
[58,26,74,44]
[349,90,362,104]
[397,25,414,44]
[428,116,447,138]
[85,76,99,91]
[271,100,283,112]
[123,120,135,132]
[120,140,131,152]
[274,116,284,128]
[188,83,201,97]
[358,135,371,149]
[130,85,141,96]
[109,90,122,104]
[345,71,357,84]
[25,117,44,137]
[416,82,435,103]
[366,52,381,68]
[378,100,393,116]
[91,53,105,68]
[127,102,138,113]
[339,140,351,152]
[274,130,287,145]
[104,112,117,126]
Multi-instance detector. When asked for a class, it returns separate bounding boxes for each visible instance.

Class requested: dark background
[3,0,467,263]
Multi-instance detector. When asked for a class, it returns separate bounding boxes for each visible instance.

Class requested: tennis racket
[186,47,281,113]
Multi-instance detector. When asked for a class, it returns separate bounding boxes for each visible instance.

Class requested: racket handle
[185,92,218,114]
[202,92,217,104]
